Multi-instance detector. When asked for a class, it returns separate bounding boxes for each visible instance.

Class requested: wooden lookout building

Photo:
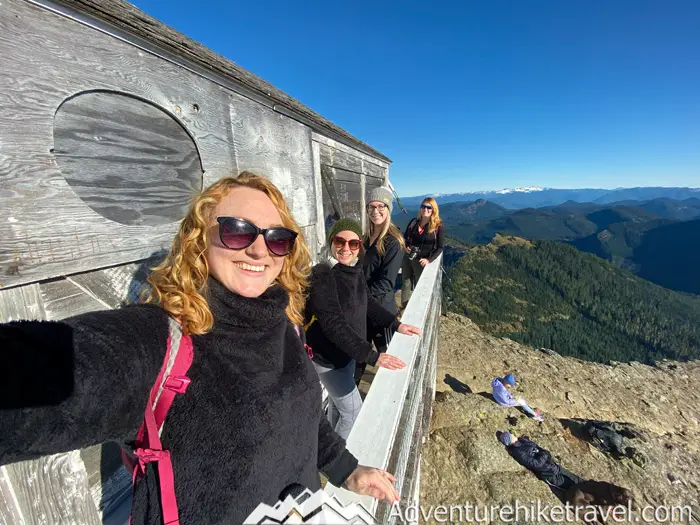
[1,1,441,524]
[0,0,394,522]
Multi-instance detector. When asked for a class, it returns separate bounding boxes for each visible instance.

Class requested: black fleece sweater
[363,235,402,315]
[404,220,445,262]
[305,261,398,369]
[0,278,357,525]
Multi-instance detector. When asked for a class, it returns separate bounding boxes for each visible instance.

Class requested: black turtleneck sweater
[305,261,399,369]
[0,278,357,524]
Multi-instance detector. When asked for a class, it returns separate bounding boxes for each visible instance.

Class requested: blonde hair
[365,215,406,256]
[144,172,311,334]
[417,197,443,234]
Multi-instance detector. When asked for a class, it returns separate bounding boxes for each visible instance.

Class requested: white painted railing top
[324,254,443,516]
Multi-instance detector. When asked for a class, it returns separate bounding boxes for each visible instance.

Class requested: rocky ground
[418,312,700,524]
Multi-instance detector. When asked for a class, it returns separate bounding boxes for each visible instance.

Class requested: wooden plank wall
[0,0,317,289]
[53,91,204,226]
[311,134,388,239]
[0,1,391,523]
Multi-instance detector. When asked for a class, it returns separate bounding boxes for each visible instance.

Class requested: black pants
[544,467,584,491]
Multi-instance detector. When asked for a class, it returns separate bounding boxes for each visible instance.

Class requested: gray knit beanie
[367,186,393,213]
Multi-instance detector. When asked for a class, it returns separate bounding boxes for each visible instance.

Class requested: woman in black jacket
[363,186,405,352]
[0,173,399,525]
[305,218,421,439]
[401,196,445,308]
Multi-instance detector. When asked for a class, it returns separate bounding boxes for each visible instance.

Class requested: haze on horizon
[134,0,700,196]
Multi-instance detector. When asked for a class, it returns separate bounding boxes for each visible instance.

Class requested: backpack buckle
[163,375,191,394]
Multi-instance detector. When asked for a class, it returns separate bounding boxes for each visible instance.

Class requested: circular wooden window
[54,91,203,226]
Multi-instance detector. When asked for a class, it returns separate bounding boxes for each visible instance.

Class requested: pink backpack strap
[294,324,313,359]
[122,316,194,525]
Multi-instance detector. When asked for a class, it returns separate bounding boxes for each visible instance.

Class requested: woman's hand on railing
[343,465,400,503]
[396,323,422,337]
[376,354,406,370]
[419,258,429,267]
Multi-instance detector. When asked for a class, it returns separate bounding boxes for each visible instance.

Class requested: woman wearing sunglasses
[0,173,400,525]
[401,197,445,308]
[305,218,421,440]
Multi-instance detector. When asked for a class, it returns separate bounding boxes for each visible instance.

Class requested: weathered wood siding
[311,134,389,236]
[0,0,318,289]
[0,1,391,523]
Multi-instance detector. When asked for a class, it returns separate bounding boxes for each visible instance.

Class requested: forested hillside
[444,235,700,363]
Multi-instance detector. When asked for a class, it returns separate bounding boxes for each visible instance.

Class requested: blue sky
[133,0,700,196]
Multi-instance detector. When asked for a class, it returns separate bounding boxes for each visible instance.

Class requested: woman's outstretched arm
[0,304,167,465]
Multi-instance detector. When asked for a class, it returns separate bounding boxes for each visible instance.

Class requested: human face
[331,230,361,266]
[206,186,288,298]
[420,201,433,220]
[367,201,389,226]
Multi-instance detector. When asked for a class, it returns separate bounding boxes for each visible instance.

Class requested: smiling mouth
[234,262,266,273]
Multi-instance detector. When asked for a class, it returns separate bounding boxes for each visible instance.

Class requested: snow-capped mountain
[494,186,546,194]
[395,187,700,211]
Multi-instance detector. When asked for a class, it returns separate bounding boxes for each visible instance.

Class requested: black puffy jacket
[363,235,403,315]
[508,436,565,487]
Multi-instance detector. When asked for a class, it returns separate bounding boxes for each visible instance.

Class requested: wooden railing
[325,255,442,523]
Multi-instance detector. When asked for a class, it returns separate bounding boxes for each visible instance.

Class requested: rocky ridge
[419,312,700,524]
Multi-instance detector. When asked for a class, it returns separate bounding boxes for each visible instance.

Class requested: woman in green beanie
[304,217,421,439]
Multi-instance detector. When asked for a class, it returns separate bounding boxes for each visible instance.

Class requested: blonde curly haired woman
[0,172,399,525]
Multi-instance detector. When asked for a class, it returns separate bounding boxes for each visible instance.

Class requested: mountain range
[399,197,700,295]
[396,186,700,210]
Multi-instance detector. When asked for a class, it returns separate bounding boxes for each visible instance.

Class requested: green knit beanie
[327,217,363,244]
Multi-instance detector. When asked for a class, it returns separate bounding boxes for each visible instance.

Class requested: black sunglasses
[216,217,297,256]
[420,204,433,210]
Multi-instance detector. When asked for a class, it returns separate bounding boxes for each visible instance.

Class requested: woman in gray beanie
[304,217,421,439]
[363,186,405,335]
[354,186,407,383]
